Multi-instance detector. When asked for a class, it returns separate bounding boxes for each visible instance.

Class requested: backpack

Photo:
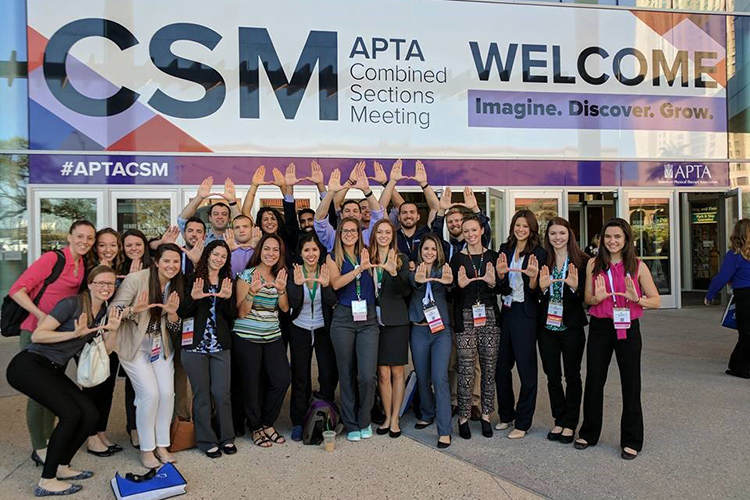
[302,393,341,446]
[1,250,66,337]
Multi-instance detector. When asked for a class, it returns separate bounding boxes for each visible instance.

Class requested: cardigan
[286,270,338,330]
[375,253,411,327]
[497,243,548,320]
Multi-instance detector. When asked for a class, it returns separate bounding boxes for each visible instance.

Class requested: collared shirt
[231,247,254,278]
[314,206,385,252]
[177,216,222,244]
[397,226,430,263]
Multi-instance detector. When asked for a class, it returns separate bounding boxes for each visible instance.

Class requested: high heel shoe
[458,420,471,440]
[481,419,493,438]
[376,426,390,436]
[31,451,45,467]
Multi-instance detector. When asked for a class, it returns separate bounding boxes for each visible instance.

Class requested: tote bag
[722,295,737,330]
[77,324,110,388]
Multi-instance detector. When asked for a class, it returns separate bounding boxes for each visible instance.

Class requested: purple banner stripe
[468,90,726,132]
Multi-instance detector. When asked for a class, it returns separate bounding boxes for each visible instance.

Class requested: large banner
[27,0,727,159]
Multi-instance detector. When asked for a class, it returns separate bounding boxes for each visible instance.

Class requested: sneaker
[291,426,303,442]
[360,425,373,439]
[347,431,361,442]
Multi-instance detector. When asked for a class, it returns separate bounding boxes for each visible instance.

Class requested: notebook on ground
[111,462,187,500]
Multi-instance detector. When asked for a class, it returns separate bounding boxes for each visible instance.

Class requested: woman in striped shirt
[234,233,290,448]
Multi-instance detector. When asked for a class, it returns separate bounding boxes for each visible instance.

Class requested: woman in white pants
[112,243,184,469]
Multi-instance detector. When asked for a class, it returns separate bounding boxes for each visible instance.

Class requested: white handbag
[77,325,110,388]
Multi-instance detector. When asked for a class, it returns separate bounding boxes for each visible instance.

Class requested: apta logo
[661,163,714,184]
[43,20,338,120]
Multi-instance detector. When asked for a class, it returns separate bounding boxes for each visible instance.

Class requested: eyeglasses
[340,229,358,235]
[92,281,116,288]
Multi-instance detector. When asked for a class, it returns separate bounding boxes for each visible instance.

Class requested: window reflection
[0,153,28,297]
[0,0,28,147]
[629,198,672,294]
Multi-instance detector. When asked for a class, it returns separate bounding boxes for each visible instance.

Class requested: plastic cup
[323,430,336,452]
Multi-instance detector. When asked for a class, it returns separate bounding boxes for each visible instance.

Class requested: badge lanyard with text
[150,284,170,362]
[303,266,319,343]
[469,251,487,327]
[423,280,445,333]
[346,254,368,322]
[607,269,631,340]
[546,258,568,329]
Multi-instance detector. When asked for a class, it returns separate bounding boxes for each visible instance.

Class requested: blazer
[177,276,237,350]
[110,269,183,362]
[538,255,589,329]
[376,253,411,327]
[497,243,548,320]
[286,272,338,330]
[408,267,451,325]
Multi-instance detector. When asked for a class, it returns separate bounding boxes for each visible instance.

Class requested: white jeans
[119,336,174,452]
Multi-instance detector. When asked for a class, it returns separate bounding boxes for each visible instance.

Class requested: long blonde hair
[333,217,365,270]
[730,218,750,260]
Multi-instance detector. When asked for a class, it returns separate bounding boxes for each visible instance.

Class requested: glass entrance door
[110,190,178,241]
[624,191,677,308]
[487,188,504,250]
[508,190,562,239]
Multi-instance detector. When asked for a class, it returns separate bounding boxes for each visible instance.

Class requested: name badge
[613,307,631,339]
[150,335,162,363]
[181,318,195,347]
[503,295,513,309]
[472,303,487,328]
[423,302,445,334]
[351,299,368,322]
[546,301,564,329]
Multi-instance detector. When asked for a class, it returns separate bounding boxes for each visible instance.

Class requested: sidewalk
[0,307,747,499]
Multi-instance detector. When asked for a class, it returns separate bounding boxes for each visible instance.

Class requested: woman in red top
[9,220,96,466]
[576,218,660,460]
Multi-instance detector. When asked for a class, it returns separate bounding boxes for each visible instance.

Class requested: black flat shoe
[108,444,123,453]
[129,433,140,450]
[621,449,638,460]
[221,443,237,455]
[206,448,222,459]
[559,434,575,444]
[376,426,390,435]
[437,437,451,449]
[86,448,114,458]
[389,429,401,439]
[547,431,562,441]
[481,419,493,438]
[574,440,589,450]
[458,421,471,440]
[414,419,434,430]
[451,405,458,416]
[31,451,44,467]
[726,369,750,379]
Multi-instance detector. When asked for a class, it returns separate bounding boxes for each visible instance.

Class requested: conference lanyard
[302,266,319,318]
[345,253,361,300]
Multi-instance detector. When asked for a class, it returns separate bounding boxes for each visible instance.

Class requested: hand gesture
[103,307,123,332]
[704,297,712,306]
[382,249,399,275]
[439,187,453,211]
[271,167,286,188]
[74,313,95,337]
[318,264,331,287]
[249,270,263,294]
[224,228,237,252]
[413,160,428,185]
[463,187,478,211]
[327,168,344,193]
[594,275,612,303]
[161,225,180,245]
[197,176,213,199]
[191,277,211,300]
[564,264,579,290]
[415,262,428,283]
[285,163,300,186]
[354,162,370,192]
[360,248,372,272]
[457,266,473,288]
[389,159,404,183]
[483,262,496,287]
[222,178,237,202]
[623,276,640,303]
[371,161,388,185]
[129,258,143,274]
[439,263,454,285]
[522,255,539,280]
[274,269,288,292]
[216,278,233,299]
[540,266,551,290]
[252,166,269,186]
[249,226,262,247]
[293,264,305,286]
[187,238,204,264]
[161,291,180,316]
[132,291,155,314]
[496,253,509,277]
[309,160,324,185]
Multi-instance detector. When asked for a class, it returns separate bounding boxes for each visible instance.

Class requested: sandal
[252,430,272,448]
[263,426,286,444]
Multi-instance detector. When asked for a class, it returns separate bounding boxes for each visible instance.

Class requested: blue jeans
[410,324,452,436]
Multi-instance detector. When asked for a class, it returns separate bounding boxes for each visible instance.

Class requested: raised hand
[250,270,263,294]
[382,249,399,275]
[623,276,640,303]
[354,162,370,192]
[309,160,324,185]
[594,275,612,303]
[192,278,211,300]
[197,176,213,199]
[187,238,204,264]
[483,262,496,287]
[222,178,237,202]
[224,228,237,252]
[103,307,123,332]
[216,278,233,299]
[129,259,143,274]
[463,187,478,211]
[415,262,428,284]
[360,248,372,271]
[496,253,509,277]
[161,225,180,245]
[252,166,269,186]
[564,264,579,290]
[413,160,428,185]
[370,161,388,185]
[539,266,551,291]
[274,269,288,292]
[271,167,286,188]
[285,163,300,186]
[249,226,262,247]
[522,255,539,279]
[318,264,331,287]
[457,266,473,288]
[132,291,155,314]
[73,313,95,337]
[293,264,305,286]
[327,168,344,193]
[439,263,454,285]
[389,159,404,183]
[438,187,453,211]
[161,291,180,315]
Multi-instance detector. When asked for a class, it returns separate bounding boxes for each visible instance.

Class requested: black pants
[231,337,247,434]
[82,351,119,435]
[289,323,338,426]
[538,326,586,430]
[496,303,538,431]
[729,288,750,376]
[234,337,290,431]
[579,317,644,451]
[7,351,98,479]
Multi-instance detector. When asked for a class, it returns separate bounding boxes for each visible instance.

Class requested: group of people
[8,160,673,497]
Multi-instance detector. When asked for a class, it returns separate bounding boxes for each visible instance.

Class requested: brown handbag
[168,418,196,452]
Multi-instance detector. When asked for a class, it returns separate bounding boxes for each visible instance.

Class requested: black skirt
[377,324,410,366]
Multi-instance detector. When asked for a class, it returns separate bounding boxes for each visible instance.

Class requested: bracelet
[278,289,287,296]
[229,201,238,206]
[420,183,430,190]
[245,293,255,301]
[635,295,641,304]
[380,181,388,187]
[364,191,374,198]
[347,178,356,185]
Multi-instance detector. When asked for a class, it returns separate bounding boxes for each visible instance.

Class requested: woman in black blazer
[369,219,411,438]
[177,240,237,458]
[495,209,547,439]
[538,217,589,444]
[286,233,339,442]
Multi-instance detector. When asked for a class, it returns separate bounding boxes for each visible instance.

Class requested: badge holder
[608,269,631,340]
[545,259,568,329]
[351,268,368,322]
[423,282,444,333]
[150,335,162,363]
[181,318,195,347]
[472,302,486,328]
